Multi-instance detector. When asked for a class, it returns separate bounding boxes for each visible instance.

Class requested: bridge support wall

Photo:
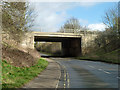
[20,32,34,49]
[62,38,81,57]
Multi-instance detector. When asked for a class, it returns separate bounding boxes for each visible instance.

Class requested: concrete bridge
[21,31,97,57]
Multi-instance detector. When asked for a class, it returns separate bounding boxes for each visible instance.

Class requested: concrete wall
[20,32,34,49]
[81,33,98,55]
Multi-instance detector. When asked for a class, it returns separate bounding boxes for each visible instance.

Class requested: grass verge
[76,56,119,64]
[76,49,120,64]
[2,58,48,88]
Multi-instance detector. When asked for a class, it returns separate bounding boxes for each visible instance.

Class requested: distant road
[41,53,119,88]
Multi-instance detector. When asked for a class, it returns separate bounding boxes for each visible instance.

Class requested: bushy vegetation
[2,58,48,88]
[35,42,62,56]
[2,2,35,45]
[80,5,120,64]
[94,5,119,52]
[1,1,50,89]
[77,49,119,64]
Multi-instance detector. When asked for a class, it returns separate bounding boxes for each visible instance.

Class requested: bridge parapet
[33,32,81,38]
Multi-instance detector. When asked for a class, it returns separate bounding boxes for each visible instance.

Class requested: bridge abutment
[20,32,34,49]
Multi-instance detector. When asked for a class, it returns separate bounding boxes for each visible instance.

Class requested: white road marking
[98,69,111,74]
[103,71,111,74]
[98,69,102,70]
[117,77,120,79]
[88,66,111,74]
[88,65,111,74]
[88,65,95,68]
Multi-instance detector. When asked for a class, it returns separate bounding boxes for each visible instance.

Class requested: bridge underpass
[21,32,98,56]
[34,34,82,57]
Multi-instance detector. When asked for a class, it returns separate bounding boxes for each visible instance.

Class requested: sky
[30,1,118,32]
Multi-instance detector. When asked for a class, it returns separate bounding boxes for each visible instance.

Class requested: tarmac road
[50,57,119,88]
[40,53,119,89]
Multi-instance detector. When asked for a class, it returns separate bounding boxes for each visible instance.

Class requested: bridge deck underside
[34,36,81,42]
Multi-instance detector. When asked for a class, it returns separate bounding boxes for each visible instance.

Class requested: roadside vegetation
[2,58,48,88]
[2,43,48,88]
[80,5,120,64]
[76,49,119,64]
[2,2,35,44]
[35,42,62,56]
[1,1,49,88]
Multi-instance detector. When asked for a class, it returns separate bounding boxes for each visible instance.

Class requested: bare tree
[58,17,81,33]
[2,2,35,44]
[95,4,120,52]
[103,5,119,34]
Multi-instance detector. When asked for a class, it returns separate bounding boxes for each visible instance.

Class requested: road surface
[41,53,119,88]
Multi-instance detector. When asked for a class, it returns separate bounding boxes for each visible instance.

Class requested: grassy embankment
[77,49,120,64]
[2,58,48,88]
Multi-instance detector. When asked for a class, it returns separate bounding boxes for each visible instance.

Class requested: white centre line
[103,71,111,74]
[88,65,95,68]
[117,77,120,79]
[98,69,111,74]
[88,65,111,74]
[98,69,102,70]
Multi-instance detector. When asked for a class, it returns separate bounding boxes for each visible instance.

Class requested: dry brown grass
[2,44,41,67]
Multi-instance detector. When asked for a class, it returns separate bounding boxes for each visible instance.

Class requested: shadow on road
[41,55,73,58]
